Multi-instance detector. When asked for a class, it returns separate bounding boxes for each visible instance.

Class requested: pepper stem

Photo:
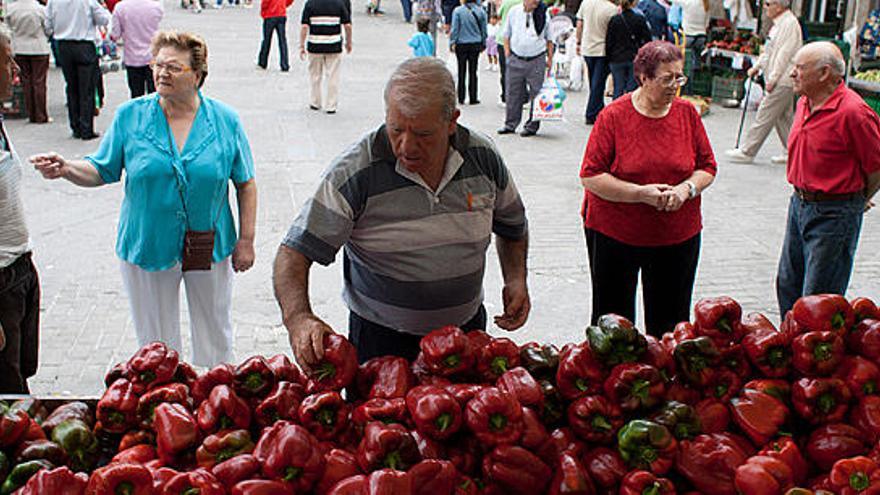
[216,448,236,462]
[489,413,508,431]
[181,489,200,495]
[715,383,729,399]
[851,471,870,491]
[436,413,452,432]
[865,381,877,396]
[817,392,836,414]
[813,342,833,362]
[832,312,847,330]
[490,357,509,377]
[575,378,589,392]
[384,451,402,471]
[314,362,336,382]
[639,447,658,464]
[283,466,303,482]
[643,482,661,495]
[244,372,264,392]
[767,347,788,368]
[115,482,135,495]
[631,379,651,403]
[219,416,234,430]
[316,408,336,427]
[591,415,612,431]
[717,317,732,333]
[139,370,156,385]
[108,411,126,425]
[444,354,461,369]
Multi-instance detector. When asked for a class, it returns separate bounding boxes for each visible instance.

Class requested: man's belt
[794,187,863,202]
[511,51,546,62]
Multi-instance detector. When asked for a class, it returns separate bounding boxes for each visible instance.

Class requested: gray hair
[0,23,11,48]
[807,41,846,77]
[384,57,457,121]
[772,0,791,8]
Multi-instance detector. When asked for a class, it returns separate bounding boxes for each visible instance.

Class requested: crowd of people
[0,0,878,395]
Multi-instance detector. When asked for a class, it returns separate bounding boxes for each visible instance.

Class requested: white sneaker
[771,154,788,165]
[724,148,755,164]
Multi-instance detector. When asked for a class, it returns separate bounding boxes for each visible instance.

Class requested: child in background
[408,18,436,57]
[485,14,499,71]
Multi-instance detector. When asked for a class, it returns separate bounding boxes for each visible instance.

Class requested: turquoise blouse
[87,93,255,272]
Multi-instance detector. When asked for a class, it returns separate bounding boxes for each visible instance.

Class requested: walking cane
[735,75,753,149]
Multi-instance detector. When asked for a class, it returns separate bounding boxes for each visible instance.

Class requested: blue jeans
[776,194,864,316]
[584,56,608,122]
[401,0,412,21]
[258,17,289,71]
[609,61,636,99]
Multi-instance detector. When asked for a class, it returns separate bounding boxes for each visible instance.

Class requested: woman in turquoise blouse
[32,31,257,367]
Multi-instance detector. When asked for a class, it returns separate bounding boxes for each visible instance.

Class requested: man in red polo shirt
[777,41,880,316]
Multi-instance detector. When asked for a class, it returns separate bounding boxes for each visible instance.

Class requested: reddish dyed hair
[634,41,683,81]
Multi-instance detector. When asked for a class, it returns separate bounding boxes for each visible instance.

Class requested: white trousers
[308,52,342,111]
[120,258,235,367]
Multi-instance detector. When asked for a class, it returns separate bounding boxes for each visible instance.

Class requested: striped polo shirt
[0,122,29,269]
[301,0,351,54]
[283,124,528,335]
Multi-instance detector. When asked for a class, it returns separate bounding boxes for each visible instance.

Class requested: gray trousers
[504,53,546,133]
[741,84,795,157]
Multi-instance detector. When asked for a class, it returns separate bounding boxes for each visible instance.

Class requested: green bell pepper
[650,401,702,440]
[617,420,677,475]
[586,314,647,366]
[0,460,53,494]
[50,419,97,473]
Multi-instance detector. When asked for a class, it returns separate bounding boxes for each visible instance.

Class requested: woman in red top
[579,40,717,336]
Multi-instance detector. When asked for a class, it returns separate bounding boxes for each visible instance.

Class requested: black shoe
[497,127,515,135]
[281,67,289,72]
[309,105,320,111]
[585,118,595,125]
[71,131,81,139]
[326,110,336,114]
[520,128,537,137]
[81,132,100,140]
[470,100,480,105]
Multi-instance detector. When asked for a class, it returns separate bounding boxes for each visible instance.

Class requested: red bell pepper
[254,381,305,427]
[255,422,324,491]
[703,368,742,402]
[519,342,561,381]
[419,326,475,377]
[617,420,677,475]
[406,385,463,440]
[744,379,791,404]
[643,335,674,379]
[85,463,154,495]
[673,337,720,387]
[316,449,363,495]
[675,433,754,495]
[464,386,523,446]
[585,313,647,366]
[742,317,793,378]
[154,402,200,460]
[445,384,485,408]
[555,342,605,401]
[163,468,225,495]
[603,363,666,412]
[151,466,180,490]
[136,382,192,427]
[566,394,623,444]
[191,364,235,406]
[734,455,796,495]
[582,447,627,491]
[96,378,139,434]
[298,391,352,441]
[665,378,701,405]
[325,475,367,495]
[547,451,594,495]
[792,330,845,376]
[830,456,880,495]
[411,429,447,462]
[476,337,521,382]
[195,429,255,470]
[356,421,421,472]
[211,453,261,486]
[519,407,550,450]
[352,398,408,427]
[111,444,157,465]
[693,397,729,434]
[754,438,808,487]
[196,384,252,433]
[660,321,697,354]
[231,480,296,495]
[496,367,543,409]
[536,427,586,465]
[233,356,276,399]
[173,362,198,390]
[445,434,478,475]
[41,401,93,437]
[127,341,179,391]
[837,356,880,398]
[104,362,131,389]
[482,445,551,495]
[0,405,29,448]
[356,356,414,400]
[729,388,789,446]
[619,470,676,495]
[853,297,880,322]
[793,294,855,333]
[849,319,880,362]
[719,344,752,379]
[17,466,87,495]
[853,396,880,442]
[792,377,852,424]
[308,333,358,392]
[694,296,744,347]
[366,469,412,495]
[807,423,869,471]
[267,354,306,385]
[408,459,457,495]
[651,400,701,440]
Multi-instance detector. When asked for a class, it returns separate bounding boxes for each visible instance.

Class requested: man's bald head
[791,41,846,98]
[798,41,846,77]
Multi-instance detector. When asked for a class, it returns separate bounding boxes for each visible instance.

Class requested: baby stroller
[97,28,121,74]
[548,14,584,91]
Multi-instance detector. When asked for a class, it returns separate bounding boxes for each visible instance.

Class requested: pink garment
[110,0,163,67]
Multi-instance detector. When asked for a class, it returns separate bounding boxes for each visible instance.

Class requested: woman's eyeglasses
[149,61,193,75]
[654,74,688,87]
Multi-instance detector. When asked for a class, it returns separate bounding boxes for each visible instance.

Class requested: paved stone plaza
[10,2,880,394]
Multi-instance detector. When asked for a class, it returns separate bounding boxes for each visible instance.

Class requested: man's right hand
[31,152,68,180]
[287,313,335,373]
[747,67,759,78]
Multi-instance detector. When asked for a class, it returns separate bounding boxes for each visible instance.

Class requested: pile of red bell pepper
[7,294,880,493]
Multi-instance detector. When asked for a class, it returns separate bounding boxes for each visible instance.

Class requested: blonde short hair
[150,31,209,88]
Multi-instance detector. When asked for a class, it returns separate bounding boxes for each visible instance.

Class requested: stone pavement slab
[9,2,879,394]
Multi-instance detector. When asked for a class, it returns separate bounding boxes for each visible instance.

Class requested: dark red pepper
[566,395,623,444]
[316,448,362,495]
[408,459,457,495]
[111,444,157,465]
[298,391,352,441]
[85,463,154,495]
[352,398,408,427]
[308,333,358,392]
[675,432,754,495]
[793,294,855,334]
[693,296,744,347]
[603,363,666,412]
[233,356,276,399]
[853,395,880,443]
[729,387,789,446]
[406,385,463,440]
[444,384,485,408]
[419,326,475,377]
[792,330,845,376]
[806,423,868,471]
[163,468,225,495]
[482,445,551,495]
[356,421,421,472]
[191,364,235,406]
[267,354,306,385]
[196,384,252,433]
[582,447,627,492]
[255,421,325,492]
[464,386,523,446]
[211,453,261,487]
[837,356,880,399]
[231,479,296,495]
[96,378,139,434]
[496,367,543,409]
[154,402,200,462]
[849,319,880,362]
[16,466,88,495]
[519,407,550,450]
[703,368,742,402]
[693,397,729,434]
[758,437,809,485]
[792,377,852,424]
[555,342,605,401]
[829,456,880,495]
[619,470,676,495]
[127,342,179,392]
[255,381,305,427]
[356,356,415,400]
[136,382,192,427]
[547,451,594,495]
[743,379,791,404]
[853,297,880,323]
[741,315,793,378]
[365,468,412,495]
[734,455,796,495]
[476,337,521,382]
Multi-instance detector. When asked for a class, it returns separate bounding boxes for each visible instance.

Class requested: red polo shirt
[579,95,717,247]
[261,0,293,18]
[787,82,880,194]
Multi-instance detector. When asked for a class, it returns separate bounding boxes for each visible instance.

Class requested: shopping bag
[741,78,763,111]
[533,77,566,120]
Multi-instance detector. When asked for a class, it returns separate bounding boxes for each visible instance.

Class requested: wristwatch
[684,180,698,199]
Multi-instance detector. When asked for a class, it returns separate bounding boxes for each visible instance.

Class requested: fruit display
[707,29,761,56]
[2,293,880,493]
[854,69,880,83]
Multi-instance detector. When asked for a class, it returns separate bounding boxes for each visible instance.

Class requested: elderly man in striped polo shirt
[274,57,530,367]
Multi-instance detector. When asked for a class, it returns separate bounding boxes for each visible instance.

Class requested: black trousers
[498,49,506,102]
[125,64,155,99]
[585,228,700,337]
[348,305,487,364]
[258,17,290,71]
[0,253,40,394]
[455,43,481,104]
[57,40,98,137]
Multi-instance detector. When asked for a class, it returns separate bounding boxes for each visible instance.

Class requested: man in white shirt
[46,0,110,140]
[726,0,802,164]
[576,0,616,124]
